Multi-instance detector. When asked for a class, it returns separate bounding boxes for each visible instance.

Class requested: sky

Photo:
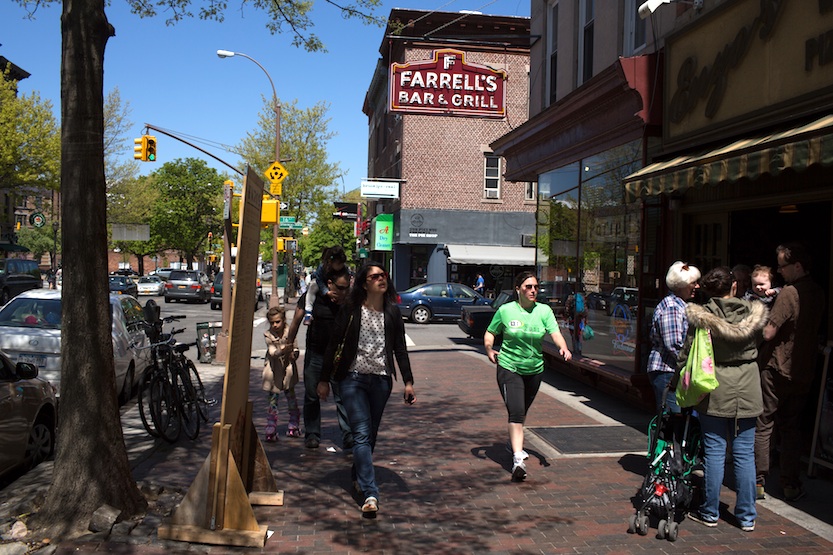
[1,0,529,196]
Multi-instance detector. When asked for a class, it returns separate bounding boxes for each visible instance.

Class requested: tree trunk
[31,0,146,538]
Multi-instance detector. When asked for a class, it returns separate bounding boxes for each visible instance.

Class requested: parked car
[0,258,44,305]
[607,287,639,317]
[110,269,140,283]
[537,281,575,317]
[136,275,165,296]
[152,267,174,281]
[163,270,211,303]
[397,282,490,324]
[458,289,516,339]
[586,291,611,311]
[109,275,139,297]
[0,349,57,478]
[210,271,259,311]
[0,290,152,402]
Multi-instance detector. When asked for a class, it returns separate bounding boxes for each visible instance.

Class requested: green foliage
[149,158,224,264]
[298,217,356,268]
[0,66,60,198]
[17,223,58,261]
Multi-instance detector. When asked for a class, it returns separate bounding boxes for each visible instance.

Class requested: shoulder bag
[676,327,718,408]
[333,313,354,366]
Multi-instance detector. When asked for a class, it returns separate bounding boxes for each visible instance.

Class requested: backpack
[574,293,585,313]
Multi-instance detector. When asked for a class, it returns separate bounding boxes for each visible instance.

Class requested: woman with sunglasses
[319,261,416,516]
[484,271,572,482]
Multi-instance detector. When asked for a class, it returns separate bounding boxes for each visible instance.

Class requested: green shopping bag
[676,327,718,408]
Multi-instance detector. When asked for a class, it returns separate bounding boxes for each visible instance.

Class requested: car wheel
[164,296,171,303]
[210,302,219,310]
[25,414,55,470]
[411,305,432,324]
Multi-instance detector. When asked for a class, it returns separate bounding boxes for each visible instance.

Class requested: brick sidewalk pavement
[27,343,831,554]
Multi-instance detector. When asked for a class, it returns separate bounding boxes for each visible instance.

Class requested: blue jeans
[698,414,757,527]
[340,372,392,500]
[303,350,353,446]
[648,371,681,414]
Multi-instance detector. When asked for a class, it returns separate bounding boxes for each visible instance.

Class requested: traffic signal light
[134,136,148,161]
[145,136,157,162]
[276,237,285,252]
[133,135,157,162]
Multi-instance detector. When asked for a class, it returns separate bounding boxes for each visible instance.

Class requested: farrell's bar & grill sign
[390,48,507,118]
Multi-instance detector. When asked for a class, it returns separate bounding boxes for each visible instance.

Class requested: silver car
[0,290,152,402]
[137,275,165,296]
[0,349,57,477]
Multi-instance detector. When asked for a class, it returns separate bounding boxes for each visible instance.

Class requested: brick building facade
[362,9,536,294]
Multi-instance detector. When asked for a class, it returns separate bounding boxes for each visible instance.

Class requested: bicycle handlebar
[162,315,187,322]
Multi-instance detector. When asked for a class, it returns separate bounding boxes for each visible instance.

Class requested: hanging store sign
[390,48,507,118]
[373,214,393,251]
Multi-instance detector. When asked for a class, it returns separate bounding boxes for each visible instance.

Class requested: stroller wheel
[627,514,638,534]
[637,514,649,536]
[656,519,667,539]
[666,521,679,542]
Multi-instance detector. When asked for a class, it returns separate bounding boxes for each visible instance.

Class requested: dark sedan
[397,282,490,324]
[108,275,139,297]
[458,290,515,339]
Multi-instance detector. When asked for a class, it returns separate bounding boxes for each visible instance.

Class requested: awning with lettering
[624,113,833,202]
[446,244,543,266]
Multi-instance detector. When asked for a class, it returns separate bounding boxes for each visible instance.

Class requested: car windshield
[0,297,62,329]
[109,276,127,285]
[169,271,195,280]
[138,276,157,283]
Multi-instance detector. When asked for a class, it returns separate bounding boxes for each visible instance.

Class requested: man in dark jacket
[287,266,353,449]
[755,243,825,501]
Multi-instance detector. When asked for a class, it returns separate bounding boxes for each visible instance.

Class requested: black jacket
[320,302,414,385]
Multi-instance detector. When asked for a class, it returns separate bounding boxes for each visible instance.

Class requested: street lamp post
[51,220,59,289]
[217,49,283,308]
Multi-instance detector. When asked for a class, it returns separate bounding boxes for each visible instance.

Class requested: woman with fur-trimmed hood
[683,266,768,532]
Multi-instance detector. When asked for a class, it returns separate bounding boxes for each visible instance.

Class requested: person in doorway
[683,266,767,532]
[287,266,354,450]
[262,306,301,441]
[565,290,588,356]
[473,272,485,295]
[484,271,572,482]
[755,243,825,502]
[647,261,701,414]
[318,262,416,516]
[741,265,781,306]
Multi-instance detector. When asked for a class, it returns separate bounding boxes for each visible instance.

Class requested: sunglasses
[331,283,350,291]
[366,272,387,282]
[521,284,539,290]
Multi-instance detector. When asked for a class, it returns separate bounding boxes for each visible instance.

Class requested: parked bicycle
[137,312,212,442]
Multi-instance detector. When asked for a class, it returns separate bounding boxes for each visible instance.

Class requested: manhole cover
[530,425,647,455]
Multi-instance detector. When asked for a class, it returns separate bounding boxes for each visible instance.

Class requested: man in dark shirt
[288,266,352,449]
[755,243,825,501]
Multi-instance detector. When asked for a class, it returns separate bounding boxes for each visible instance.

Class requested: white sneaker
[511,460,527,482]
[505,442,529,460]
[361,496,378,513]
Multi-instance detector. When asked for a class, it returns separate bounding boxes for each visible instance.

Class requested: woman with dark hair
[484,271,572,482]
[318,262,416,516]
[684,266,767,532]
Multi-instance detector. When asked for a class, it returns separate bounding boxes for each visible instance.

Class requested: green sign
[279,222,304,229]
[373,213,393,251]
[279,216,296,224]
[29,212,46,228]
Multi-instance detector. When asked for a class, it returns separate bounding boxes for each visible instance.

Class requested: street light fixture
[217,49,283,307]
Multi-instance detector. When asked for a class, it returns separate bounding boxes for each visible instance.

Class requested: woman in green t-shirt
[484,271,572,482]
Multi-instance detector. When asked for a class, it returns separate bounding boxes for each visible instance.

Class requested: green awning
[0,243,29,253]
[624,113,833,202]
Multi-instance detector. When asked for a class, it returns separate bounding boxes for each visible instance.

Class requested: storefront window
[410,246,429,288]
[538,140,643,372]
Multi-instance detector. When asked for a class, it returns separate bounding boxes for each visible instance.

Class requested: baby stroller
[627,383,701,541]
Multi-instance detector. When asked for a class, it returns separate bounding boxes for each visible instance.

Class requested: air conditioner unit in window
[521,234,535,247]
[485,189,499,199]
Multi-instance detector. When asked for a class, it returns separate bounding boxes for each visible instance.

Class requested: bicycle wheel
[175,360,200,441]
[138,369,160,438]
[150,371,181,443]
[186,359,210,423]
